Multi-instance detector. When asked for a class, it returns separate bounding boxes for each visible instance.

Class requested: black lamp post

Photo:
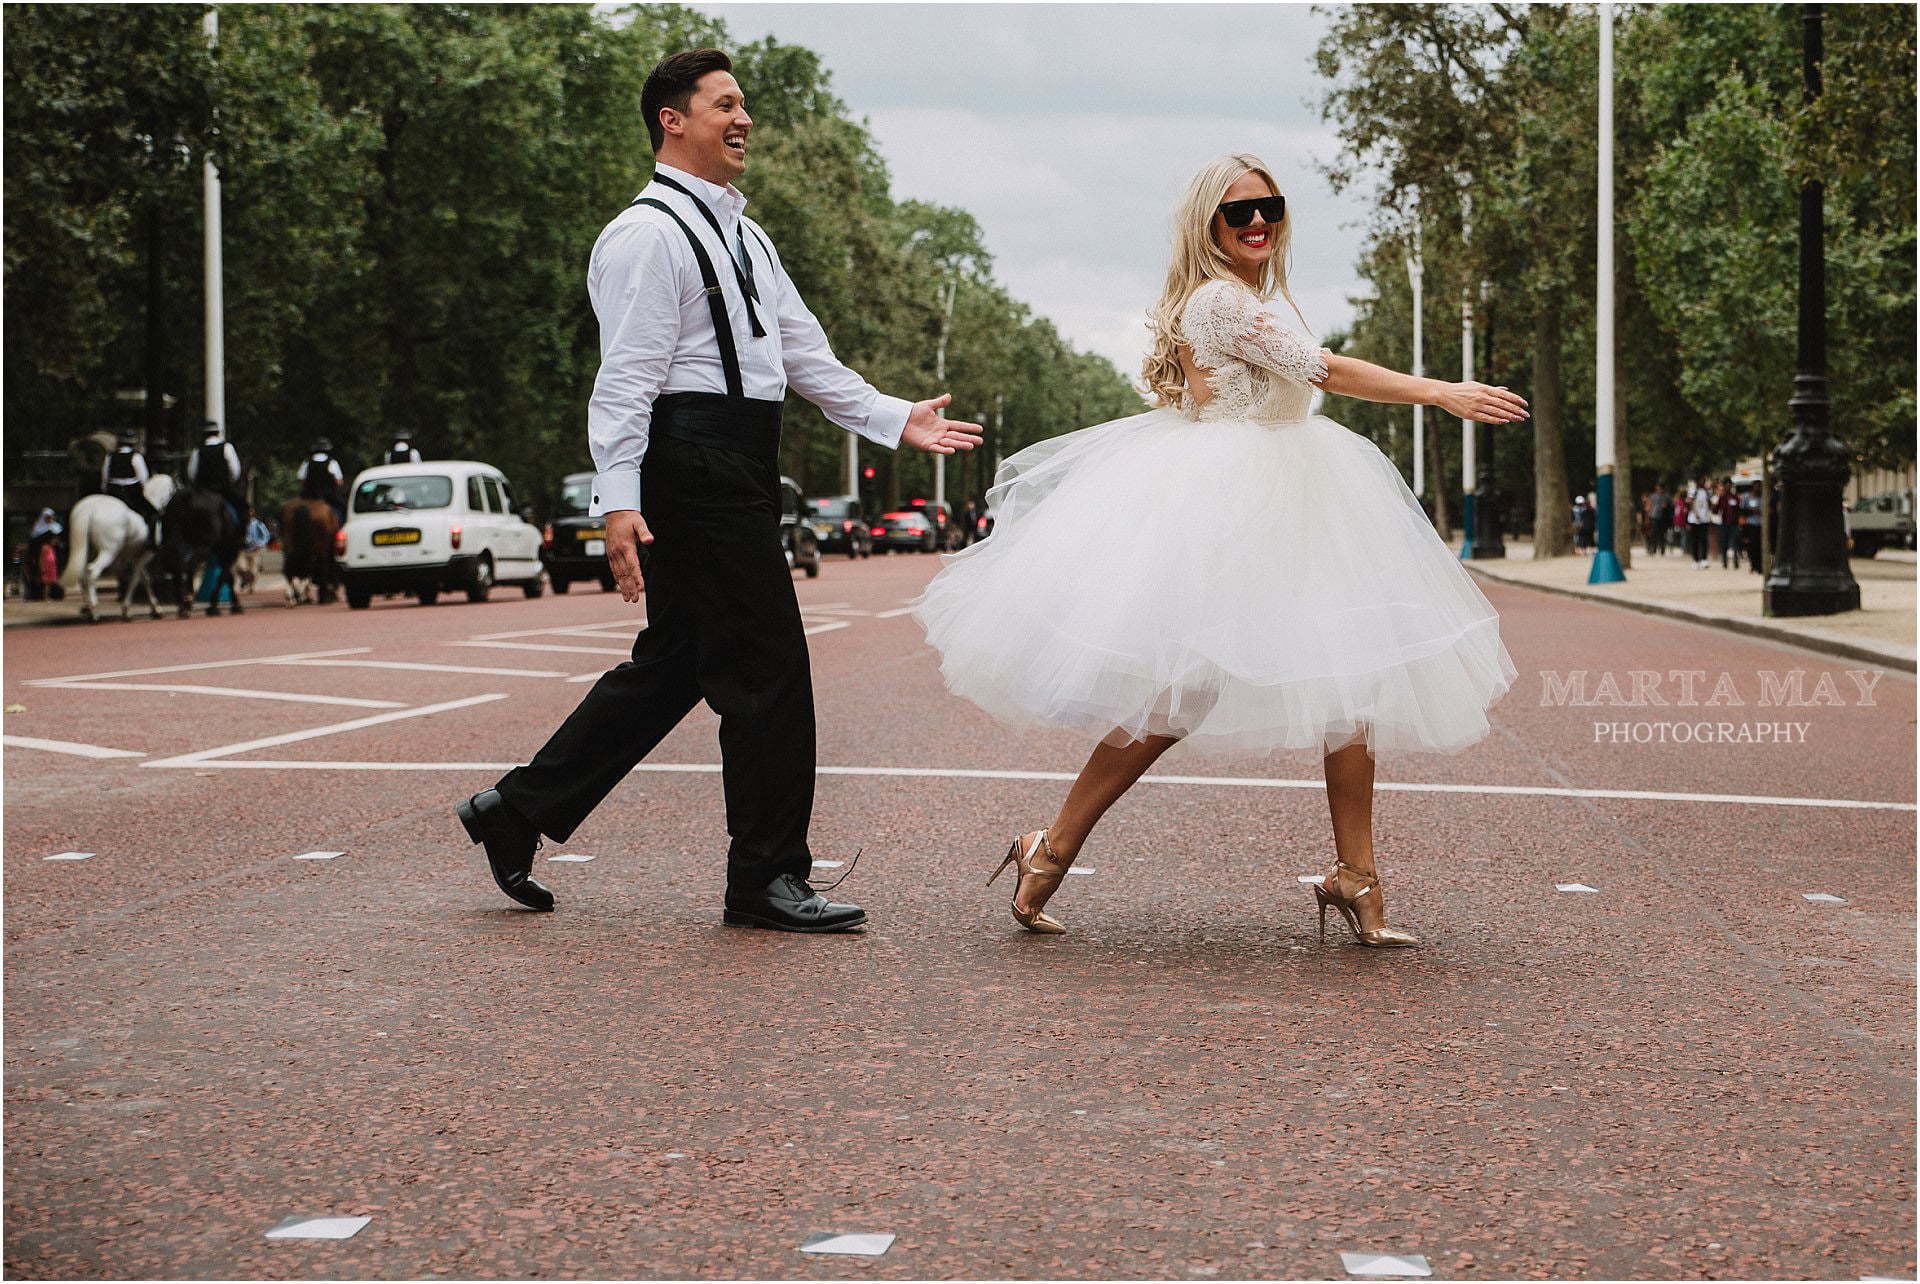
[1763,2,1860,617]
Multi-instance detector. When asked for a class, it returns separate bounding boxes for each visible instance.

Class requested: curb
[1464,563,1916,674]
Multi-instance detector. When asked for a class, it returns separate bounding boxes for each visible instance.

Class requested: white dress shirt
[102,449,150,489]
[187,441,243,486]
[297,455,345,485]
[586,162,911,516]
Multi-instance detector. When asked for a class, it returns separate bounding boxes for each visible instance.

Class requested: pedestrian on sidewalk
[456,48,981,930]
[1687,477,1712,567]
[1741,483,1764,574]
[1647,482,1672,556]
[1716,478,1740,568]
[913,152,1524,947]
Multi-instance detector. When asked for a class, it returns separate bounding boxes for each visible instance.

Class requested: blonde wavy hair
[1141,153,1311,408]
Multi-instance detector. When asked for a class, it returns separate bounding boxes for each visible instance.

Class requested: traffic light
[862,466,876,480]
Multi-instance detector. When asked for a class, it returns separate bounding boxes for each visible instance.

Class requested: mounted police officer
[186,421,248,525]
[101,429,160,534]
[386,436,423,465]
[297,437,348,523]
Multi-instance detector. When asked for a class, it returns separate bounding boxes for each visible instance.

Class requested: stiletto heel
[1311,858,1419,948]
[990,830,1068,934]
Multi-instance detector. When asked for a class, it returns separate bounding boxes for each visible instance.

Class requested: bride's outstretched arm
[1321,354,1530,425]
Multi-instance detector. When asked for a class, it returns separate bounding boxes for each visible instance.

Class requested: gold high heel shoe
[987,829,1068,934]
[1313,858,1420,948]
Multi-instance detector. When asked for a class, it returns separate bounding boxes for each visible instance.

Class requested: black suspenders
[651,172,767,338]
[633,196,745,399]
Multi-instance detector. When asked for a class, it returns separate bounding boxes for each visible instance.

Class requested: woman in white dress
[913,154,1527,946]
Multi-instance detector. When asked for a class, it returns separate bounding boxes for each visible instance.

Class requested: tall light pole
[933,274,958,512]
[1764,2,1859,615]
[202,6,226,440]
[1406,194,1425,500]
[1589,1,1627,583]
[1459,190,1477,559]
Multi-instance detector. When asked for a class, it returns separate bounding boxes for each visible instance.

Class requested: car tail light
[450,524,463,550]
[542,523,554,548]
[333,529,347,556]
[871,527,886,537]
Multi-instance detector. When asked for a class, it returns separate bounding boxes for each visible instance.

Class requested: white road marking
[448,641,631,656]
[266,659,571,678]
[139,694,509,768]
[566,671,609,683]
[1556,883,1600,893]
[25,647,370,686]
[44,852,94,861]
[2,735,147,759]
[802,620,852,636]
[465,619,639,641]
[37,681,405,710]
[796,603,874,617]
[547,853,594,863]
[129,756,1917,811]
[293,851,344,861]
[874,606,920,619]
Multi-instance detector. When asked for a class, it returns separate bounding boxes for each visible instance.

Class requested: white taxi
[336,461,546,608]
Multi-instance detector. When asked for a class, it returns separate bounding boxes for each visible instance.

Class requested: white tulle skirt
[911,407,1518,760]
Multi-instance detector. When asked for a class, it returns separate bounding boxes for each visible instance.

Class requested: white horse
[63,475,177,622]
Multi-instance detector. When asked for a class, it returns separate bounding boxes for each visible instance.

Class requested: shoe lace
[812,846,862,894]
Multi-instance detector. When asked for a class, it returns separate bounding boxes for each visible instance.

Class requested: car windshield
[813,499,855,518]
[559,479,593,516]
[354,475,453,513]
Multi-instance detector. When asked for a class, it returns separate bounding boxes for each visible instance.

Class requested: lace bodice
[1179,279,1331,423]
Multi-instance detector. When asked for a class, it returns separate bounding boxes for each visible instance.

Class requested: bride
[912,153,1526,947]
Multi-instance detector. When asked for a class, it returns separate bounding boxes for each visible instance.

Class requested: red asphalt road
[4,554,1915,1280]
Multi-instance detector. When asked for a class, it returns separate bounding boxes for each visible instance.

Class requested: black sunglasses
[1216,196,1286,228]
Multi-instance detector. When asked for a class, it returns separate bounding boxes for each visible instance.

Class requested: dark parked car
[806,495,873,558]
[540,472,617,594]
[871,510,937,553]
[897,497,965,551]
[782,477,820,578]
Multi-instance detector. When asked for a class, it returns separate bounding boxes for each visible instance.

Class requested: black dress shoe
[723,873,866,933]
[455,789,554,912]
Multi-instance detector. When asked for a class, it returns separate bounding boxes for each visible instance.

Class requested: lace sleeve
[1182,279,1330,386]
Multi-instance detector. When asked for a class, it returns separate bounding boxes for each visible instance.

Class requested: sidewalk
[1455,535,1916,671]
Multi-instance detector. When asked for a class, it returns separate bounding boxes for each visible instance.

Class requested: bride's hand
[1437,382,1530,424]
[902,394,985,454]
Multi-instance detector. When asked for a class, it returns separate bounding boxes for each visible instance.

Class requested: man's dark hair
[642,48,733,151]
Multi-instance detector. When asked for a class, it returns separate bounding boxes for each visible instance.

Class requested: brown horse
[280,497,340,605]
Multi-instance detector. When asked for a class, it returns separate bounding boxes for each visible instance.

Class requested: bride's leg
[1046,733,1181,861]
[1323,738,1390,931]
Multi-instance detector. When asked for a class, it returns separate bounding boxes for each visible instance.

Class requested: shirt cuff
[589,469,642,516]
[863,394,912,450]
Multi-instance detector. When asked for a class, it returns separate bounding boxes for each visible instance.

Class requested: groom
[456,48,981,930]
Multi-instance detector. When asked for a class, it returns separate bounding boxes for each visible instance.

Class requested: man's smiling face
[672,70,752,182]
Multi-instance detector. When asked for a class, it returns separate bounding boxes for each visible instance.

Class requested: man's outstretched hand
[604,509,653,604]
[902,394,984,454]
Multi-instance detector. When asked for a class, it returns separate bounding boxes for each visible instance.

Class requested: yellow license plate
[577,528,606,541]
[372,529,421,546]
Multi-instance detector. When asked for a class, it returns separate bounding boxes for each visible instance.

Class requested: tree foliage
[1313,1,1914,558]
[4,3,1140,514]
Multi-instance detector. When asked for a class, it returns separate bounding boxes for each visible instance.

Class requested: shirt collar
[652,162,746,221]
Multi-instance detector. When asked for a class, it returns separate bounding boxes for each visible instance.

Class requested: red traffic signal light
[862,466,876,480]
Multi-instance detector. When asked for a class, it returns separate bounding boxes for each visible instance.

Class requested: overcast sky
[690,2,1380,379]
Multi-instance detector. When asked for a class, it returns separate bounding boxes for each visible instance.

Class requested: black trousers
[495,431,815,891]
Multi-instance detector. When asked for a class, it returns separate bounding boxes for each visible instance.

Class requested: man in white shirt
[187,422,248,518]
[459,48,981,930]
